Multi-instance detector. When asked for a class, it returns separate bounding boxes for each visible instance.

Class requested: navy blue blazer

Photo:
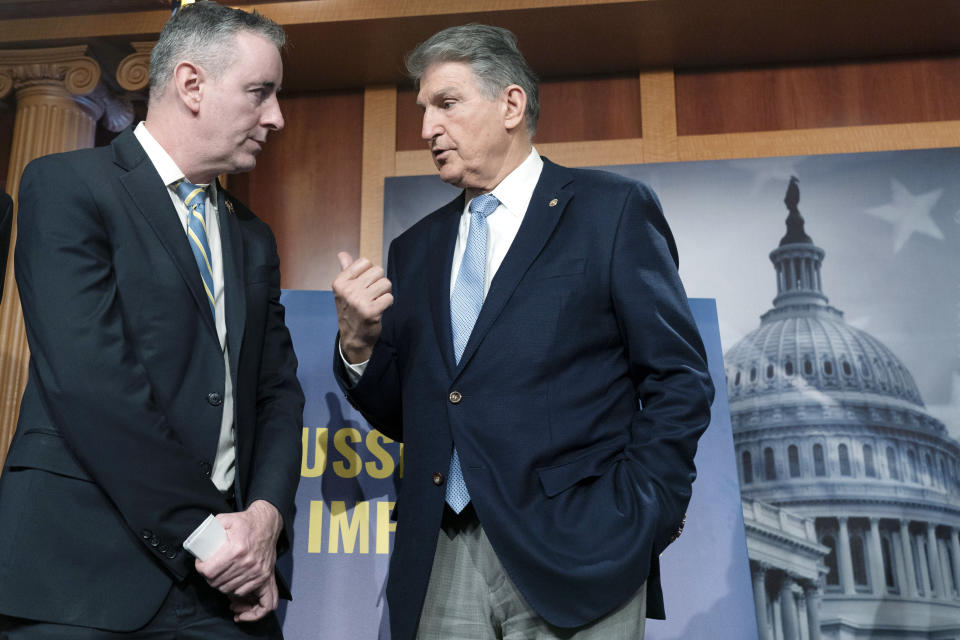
[0,129,304,631]
[0,190,10,304]
[336,158,714,640]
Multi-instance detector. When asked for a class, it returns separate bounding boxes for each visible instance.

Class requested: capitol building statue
[724,177,960,639]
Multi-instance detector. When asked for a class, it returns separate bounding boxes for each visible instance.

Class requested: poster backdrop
[276,295,752,633]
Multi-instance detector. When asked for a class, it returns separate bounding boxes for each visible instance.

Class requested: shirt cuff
[338,339,368,384]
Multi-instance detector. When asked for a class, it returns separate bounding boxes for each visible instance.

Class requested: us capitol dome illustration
[724,177,960,640]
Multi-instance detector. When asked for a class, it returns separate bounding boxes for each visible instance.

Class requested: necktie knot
[175,179,207,213]
[469,193,499,220]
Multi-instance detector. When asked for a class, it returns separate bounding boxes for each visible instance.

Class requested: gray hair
[148,1,286,101]
[406,24,540,136]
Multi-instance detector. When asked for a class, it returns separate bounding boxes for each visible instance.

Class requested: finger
[337,251,354,271]
[235,604,268,623]
[364,276,392,299]
[355,265,385,288]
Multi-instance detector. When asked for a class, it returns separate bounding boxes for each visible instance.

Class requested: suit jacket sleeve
[15,155,232,579]
[611,182,715,556]
[244,226,304,551]
[0,190,11,304]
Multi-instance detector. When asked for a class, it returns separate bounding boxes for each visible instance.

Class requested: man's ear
[172,61,204,114]
[502,84,527,132]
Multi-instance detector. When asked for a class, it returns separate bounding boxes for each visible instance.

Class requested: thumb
[337,251,354,271]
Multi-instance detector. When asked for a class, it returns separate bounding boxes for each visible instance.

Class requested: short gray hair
[406,24,540,136]
[149,1,286,101]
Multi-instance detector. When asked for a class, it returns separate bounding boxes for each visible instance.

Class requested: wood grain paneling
[230,91,363,291]
[676,57,960,135]
[396,75,643,151]
[536,76,642,143]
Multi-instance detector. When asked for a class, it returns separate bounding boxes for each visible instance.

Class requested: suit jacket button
[432,472,445,486]
[141,529,153,540]
[448,391,462,404]
[150,536,160,548]
[158,543,169,554]
[166,549,178,559]
[200,462,212,478]
[207,392,223,406]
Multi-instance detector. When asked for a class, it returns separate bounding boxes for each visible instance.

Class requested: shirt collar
[466,147,543,218]
[134,122,218,200]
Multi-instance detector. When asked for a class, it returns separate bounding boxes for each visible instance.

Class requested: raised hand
[332,251,393,364]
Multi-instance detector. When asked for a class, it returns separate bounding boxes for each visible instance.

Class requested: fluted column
[900,520,918,598]
[780,575,799,640]
[869,518,886,595]
[927,523,943,597]
[804,583,822,640]
[951,528,960,600]
[752,563,772,640]
[0,46,102,467]
[837,517,856,594]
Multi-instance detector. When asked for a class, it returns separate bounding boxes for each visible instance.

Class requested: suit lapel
[114,130,218,340]
[454,159,574,374]
[427,195,464,378]
[217,185,246,379]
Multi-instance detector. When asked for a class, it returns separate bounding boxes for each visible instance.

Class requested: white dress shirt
[134,123,236,496]
[342,148,544,379]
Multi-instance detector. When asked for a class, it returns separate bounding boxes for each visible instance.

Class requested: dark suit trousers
[0,573,282,639]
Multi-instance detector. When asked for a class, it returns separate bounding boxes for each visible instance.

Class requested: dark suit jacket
[0,190,11,304]
[0,129,304,631]
[335,158,715,640]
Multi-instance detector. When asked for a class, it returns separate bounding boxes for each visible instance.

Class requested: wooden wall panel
[230,91,363,291]
[396,75,643,151]
[676,56,960,135]
[536,76,642,143]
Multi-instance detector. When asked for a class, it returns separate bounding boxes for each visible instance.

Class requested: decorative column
[837,517,856,594]
[752,563,772,640]
[804,582,822,640]
[926,523,943,597]
[951,528,960,600]
[0,46,131,467]
[891,526,908,596]
[900,520,918,598]
[779,575,799,640]
[868,518,886,595]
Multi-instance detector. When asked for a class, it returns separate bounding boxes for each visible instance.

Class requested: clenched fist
[332,252,393,364]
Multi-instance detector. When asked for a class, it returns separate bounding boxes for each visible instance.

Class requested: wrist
[249,499,283,538]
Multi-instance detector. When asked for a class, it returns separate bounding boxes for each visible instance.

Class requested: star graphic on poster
[730,157,804,199]
[864,179,945,252]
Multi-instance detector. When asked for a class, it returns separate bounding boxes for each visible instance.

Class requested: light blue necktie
[175,179,216,320]
[447,193,500,513]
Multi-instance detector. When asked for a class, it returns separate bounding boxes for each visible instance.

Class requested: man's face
[417,61,512,192]
[200,31,284,175]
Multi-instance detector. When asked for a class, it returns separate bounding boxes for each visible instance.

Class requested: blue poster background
[276,290,754,639]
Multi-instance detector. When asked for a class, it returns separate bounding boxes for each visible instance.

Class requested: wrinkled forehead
[415,61,482,105]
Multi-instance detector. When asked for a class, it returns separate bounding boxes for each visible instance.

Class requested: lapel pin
[225,200,235,215]
[548,198,558,207]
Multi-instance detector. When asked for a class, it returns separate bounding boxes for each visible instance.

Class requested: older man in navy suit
[333,24,714,640]
[0,3,303,637]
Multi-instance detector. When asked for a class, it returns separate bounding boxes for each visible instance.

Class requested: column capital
[0,45,100,100]
[116,41,154,93]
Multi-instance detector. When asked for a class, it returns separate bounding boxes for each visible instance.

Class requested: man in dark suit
[0,190,10,304]
[333,24,715,640]
[0,3,303,637]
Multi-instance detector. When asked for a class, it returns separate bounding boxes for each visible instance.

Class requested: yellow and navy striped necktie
[175,179,215,319]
